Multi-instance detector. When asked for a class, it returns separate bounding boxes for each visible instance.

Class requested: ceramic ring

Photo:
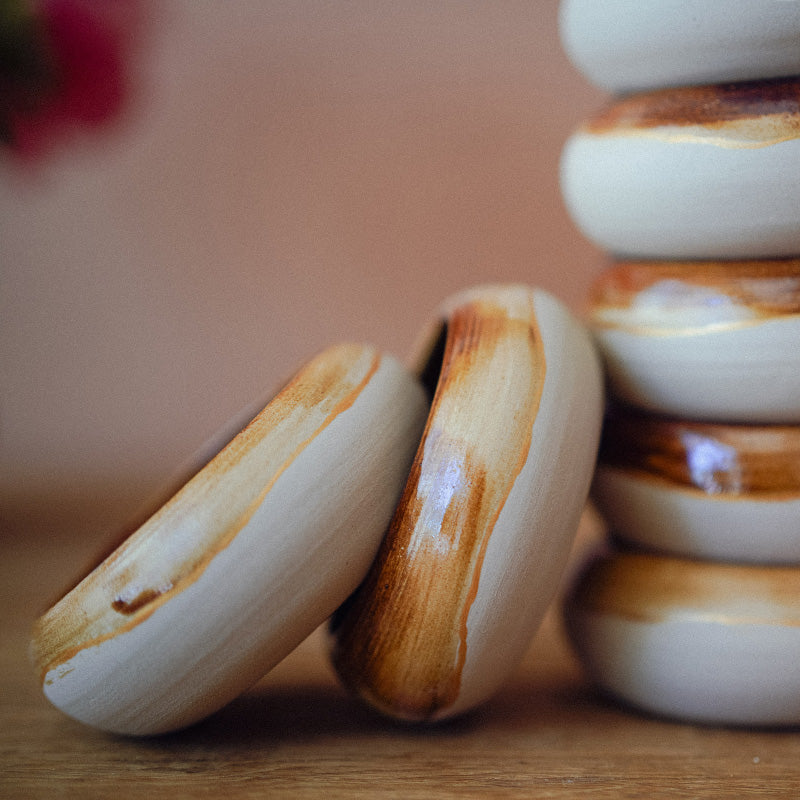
[565,551,800,727]
[560,0,800,94]
[329,284,604,722]
[587,259,800,422]
[593,412,800,564]
[31,343,428,735]
[561,79,800,259]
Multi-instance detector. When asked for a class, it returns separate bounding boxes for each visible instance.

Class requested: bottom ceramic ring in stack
[565,551,800,727]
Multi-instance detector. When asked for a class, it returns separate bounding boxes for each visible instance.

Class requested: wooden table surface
[3,507,799,799]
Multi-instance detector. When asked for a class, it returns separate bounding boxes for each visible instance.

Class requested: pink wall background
[1,1,606,528]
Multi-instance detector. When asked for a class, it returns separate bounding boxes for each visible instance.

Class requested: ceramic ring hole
[416,320,449,401]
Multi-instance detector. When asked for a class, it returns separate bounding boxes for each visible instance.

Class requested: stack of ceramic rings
[559,1,800,726]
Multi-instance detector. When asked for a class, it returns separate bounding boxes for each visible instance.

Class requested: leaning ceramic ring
[330,285,604,722]
[31,343,428,736]
[565,551,800,727]
[561,79,800,259]
[587,259,800,422]
[560,0,800,94]
[593,412,800,564]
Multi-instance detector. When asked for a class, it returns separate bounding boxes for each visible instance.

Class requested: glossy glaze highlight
[593,412,800,563]
[598,414,800,497]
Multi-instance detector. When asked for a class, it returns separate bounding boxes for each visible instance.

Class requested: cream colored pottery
[330,285,604,722]
[31,344,428,736]
[560,0,800,93]
[565,551,800,727]
[561,80,800,259]
[594,413,800,563]
[588,260,800,421]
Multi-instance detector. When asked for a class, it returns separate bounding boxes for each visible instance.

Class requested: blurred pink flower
[1,0,141,158]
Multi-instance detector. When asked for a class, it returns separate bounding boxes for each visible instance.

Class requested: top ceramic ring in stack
[560,0,800,96]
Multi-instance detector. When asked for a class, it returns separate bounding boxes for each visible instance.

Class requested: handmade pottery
[560,0,800,94]
[560,79,800,259]
[594,412,800,563]
[31,344,429,735]
[565,551,800,727]
[330,285,604,722]
[587,260,800,421]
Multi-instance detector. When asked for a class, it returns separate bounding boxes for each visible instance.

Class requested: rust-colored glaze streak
[572,553,800,627]
[454,317,545,689]
[332,296,545,720]
[599,415,800,495]
[590,260,800,319]
[33,348,381,684]
[585,78,800,134]
[111,589,168,616]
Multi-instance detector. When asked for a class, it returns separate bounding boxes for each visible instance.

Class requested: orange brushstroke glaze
[570,552,800,627]
[331,292,545,720]
[598,413,800,496]
[585,78,800,134]
[589,259,800,321]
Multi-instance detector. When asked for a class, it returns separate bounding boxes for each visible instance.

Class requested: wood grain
[5,509,800,798]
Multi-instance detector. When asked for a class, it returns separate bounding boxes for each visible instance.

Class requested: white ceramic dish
[560,0,800,94]
[565,551,800,727]
[561,80,800,259]
[588,260,800,422]
[330,285,604,722]
[593,413,800,563]
[31,343,428,736]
